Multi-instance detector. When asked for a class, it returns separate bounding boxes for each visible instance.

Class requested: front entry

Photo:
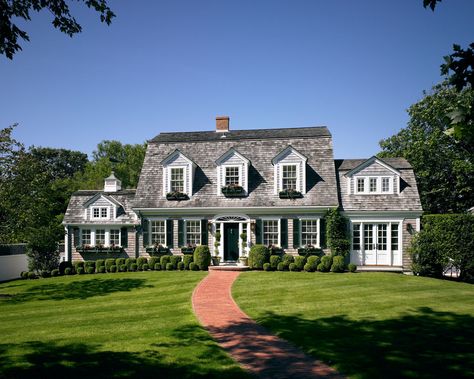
[224,223,239,261]
[363,223,389,265]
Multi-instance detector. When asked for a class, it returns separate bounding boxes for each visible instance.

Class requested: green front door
[224,223,239,261]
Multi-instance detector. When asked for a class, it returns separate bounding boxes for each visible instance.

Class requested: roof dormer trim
[344,156,401,177]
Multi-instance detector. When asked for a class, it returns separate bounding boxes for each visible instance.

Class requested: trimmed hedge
[177,261,185,270]
[294,256,306,271]
[318,255,332,272]
[137,257,148,269]
[51,269,60,277]
[105,259,116,272]
[331,256,346,273]
[27,272,37,279]
[119,264,127,272]
[130,263,138,272]
[170,255,182,269]
[125,258,136,269]
[248,245,269,270]
[59,261,72,275]
[189,262,199,271]
[263,263,272,271]
[282,254,294,264]
[277,262,288,271]
[40,270,51,278]
[148,257,158,270]
[304,256,320,272]
[193,245,211,271]
[160,255,171,267]
[86,267,95,274]
[289,263,298,272]
[348,263,357,272]
[84,261,95,270]
[109,265,117,273]
[183,254,193,270]
[77,267,85,275]
[95,259,105,268]
[115,258,125,267]
[64,267,73,275]
[142,263,149,271]
[154,263,162,271]
[166,262,174,271]
[98,266,106,273]
[73,261,84,272]
[270,255,281,270]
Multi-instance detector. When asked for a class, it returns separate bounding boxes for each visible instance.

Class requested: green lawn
[0,272,249,379]
[233,272,474,379]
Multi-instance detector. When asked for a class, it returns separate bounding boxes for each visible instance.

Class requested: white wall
[0,254,28,282]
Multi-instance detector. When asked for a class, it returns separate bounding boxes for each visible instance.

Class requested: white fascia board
[271,145,308,165]
[344,156,401,177]
[215,148,250,166]
[341,210,423,219]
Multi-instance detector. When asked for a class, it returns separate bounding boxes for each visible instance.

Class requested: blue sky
[1,0,473,158]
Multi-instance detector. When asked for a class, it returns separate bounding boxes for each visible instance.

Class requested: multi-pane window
[301,220,318,246]
[357,178,365,193]
[391,224,399,250]
[186,220,201,245]
[263,220,279,246]
[369,178,377,192]
[282,165,297,190]
[101,208,108,218]
[170,168,184,192]
[93,208,100,218]
[352,224,360,250]
[364,224,373,250]
[110,229,120,246]
[382,177,390,192]
[81,229,91,245]
[92,207,108,219]
[95,229,106,245]
[151,220,166,245]
[225,166,240,186]
[377,224,387,250]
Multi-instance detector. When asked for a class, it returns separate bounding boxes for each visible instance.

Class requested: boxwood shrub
[59,261,72,275]
[294,256,306,271]
[125,258,136,269]
[105,258,116,272]
[109,265,117,273]
[86,267,95,274]
[64,267,73,275]
[277,262,288,271]
[119,264,127,272]
[263,262,272,271]
[160,255,171,267]
[40,270,51,278]
[189,262,199,271]
[193,245,211,271]
[115,258,125,267]
[318,255,332,272]
[177,261,185,270]
[77,267,85,275]
[348,263,357,272]
[170,255,182,269]
[154,263,162,271]
[289,263,298,272]
[137,257,148,269]
[282,254,294,264]
[331,256,346,273]
[248,244,269,270]
[183,254,193,270]
[73,261,84,272]
[130,263,138,272]
[51,269,60,277]
[166,262,174,271]
[142,263,149,271]
[84,261,96,270]
[270,255,281,269]
[98,266,106,273]
[95,259,105,269]
[304,256,320,272]
[28,271,37,279]
[148,257,158,270]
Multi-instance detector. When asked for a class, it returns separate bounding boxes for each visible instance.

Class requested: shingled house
[63,117,422,270]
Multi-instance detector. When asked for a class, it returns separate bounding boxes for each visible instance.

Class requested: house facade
[63,117,423,270]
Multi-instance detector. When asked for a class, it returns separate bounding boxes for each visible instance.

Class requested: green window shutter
[293,219,300,248]
[280,218,288,248]
[178,220,185,247]
[121,227,128,248]
[166,220,174,248]
[320,218,326,249]
[256,219,263,244]
[142,219,149,247]
[201,219,208,245]
[74,228,80,247]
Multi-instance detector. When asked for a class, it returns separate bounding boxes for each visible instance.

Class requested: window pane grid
[364,224,373,250]
[225,167,240,186]
[186,220,201,245]
[282,165,297,190]
[263,220,279,246]
[110,229,120,245]
[352,224,360,250]
[369,178,377,192]
[382,177,390,192]
[357,178,365,192]
[301,220,318,246]
[170,168,184,192]
[95,229,105,245]
[391,224,399,250]
[377,224,387,250]
[81,229,91,245]
[151,220,166,245]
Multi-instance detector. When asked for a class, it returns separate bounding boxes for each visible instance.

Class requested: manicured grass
[233,272,474,379]
[0,272,249,379]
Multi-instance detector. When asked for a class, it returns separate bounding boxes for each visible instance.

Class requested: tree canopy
[379,83,474,214]
[0,0,115,59]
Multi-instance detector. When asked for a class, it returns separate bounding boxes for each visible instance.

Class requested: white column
[238,223,243,256]
[219,222,224,259]
[64,226,70,262]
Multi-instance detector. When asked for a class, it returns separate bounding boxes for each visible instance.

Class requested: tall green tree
[379,83,474,214]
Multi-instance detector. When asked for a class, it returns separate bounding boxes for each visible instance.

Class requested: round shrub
[170,255,182,269]
[318,255,332,272]
[110,265,117,273]
[51,269,60,277]
[73,261,84,272]
[142,263,149,271]
[64,267,73,275]
[59,261,72,275]
[263,263,272,271]
[177,261,185,271]
[348,263,357,273]
[189,262,199,271]
[130,263,138,272]
[294,256,306,271]
[115,258,126,267]
[154,263,162,271]
[270,255,282,269]
[97,266,106,273]
[105,258,116,272]
[166,262,174,271]
[183,254,193,270]
[125,258,136,269]
[277,262,288,271]
[160,255,171,267]
[282,254,295,264]
[248,244,269,270]
[331,256,346,273]
[86,267,95,274]
[137,257,148,269]
[148,257,158,270]
[84,261,96,270]
[304,256,320,272]
[193,245,211,271]
[40,270,51,278]
[289,263,299,272]
[20,271,28,279]
[28,271,37,279]
[95,259,105,269]
[303,263,312,272]
[119,264,127,272]
[77,267,85,275]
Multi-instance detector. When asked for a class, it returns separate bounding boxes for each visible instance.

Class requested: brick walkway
[192,270,344,379]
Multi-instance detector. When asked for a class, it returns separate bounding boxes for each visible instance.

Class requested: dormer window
[357,178,365,192]
[92,206,109,219]
[369,177,377,192]
[161,150,196,198]
[215,148,250,196]
[355,176,394,194]
[170,168,185,192]
[382,177,390,192]
[225,166,240,186]
[272,146,307,195]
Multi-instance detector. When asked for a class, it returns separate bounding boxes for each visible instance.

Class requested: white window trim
[261,217,281,247]
[279,163,300,192]
[167,165,188,195]
[354,176,395,195]
[91,206,110,220]
[223,165,243,186]
[299,217,321,248]
[185,219,202,246]
[80,226,121,247]
[148,218,168,247]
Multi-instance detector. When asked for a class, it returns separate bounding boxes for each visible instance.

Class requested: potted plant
[166,191,189,201]
[279,189,303,199]
[212,231,221,266]
[221,184,245,197]
[238,232,248,266]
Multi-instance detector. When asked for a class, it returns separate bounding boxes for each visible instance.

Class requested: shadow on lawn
[0,326,248,379]
[5,278,150,303]
[252,306,474,379]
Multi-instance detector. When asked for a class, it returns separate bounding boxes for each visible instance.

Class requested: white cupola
[104,171,122,192]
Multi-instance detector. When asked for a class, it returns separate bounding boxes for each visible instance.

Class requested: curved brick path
[192,270,344,379]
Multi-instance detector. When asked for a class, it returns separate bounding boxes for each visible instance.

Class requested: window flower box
[279,189,303,199]
[166,191,189,201]
[76,245,123,254]
[297,245,323,256]
[146,244,170,256]
[268,245,284,256]
[181,245,196,255]
[221,185,245,197]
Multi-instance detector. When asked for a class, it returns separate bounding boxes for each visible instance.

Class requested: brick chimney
[216,116,229,133]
